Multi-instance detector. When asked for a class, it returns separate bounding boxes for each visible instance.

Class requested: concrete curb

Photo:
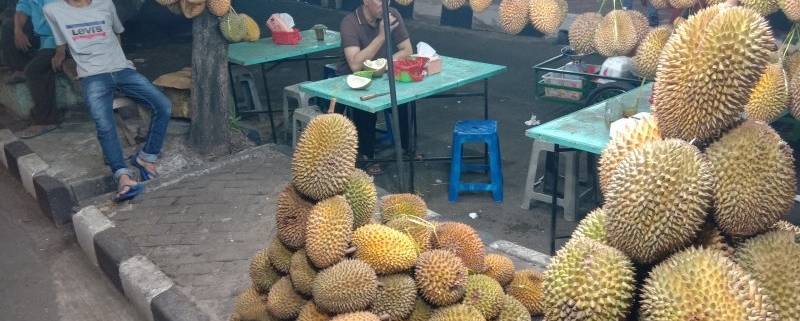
[72,206,210,321]
[1,132,77,225]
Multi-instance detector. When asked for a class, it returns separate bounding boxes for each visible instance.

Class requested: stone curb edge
[1,128,76,225]
[73,205,211,321]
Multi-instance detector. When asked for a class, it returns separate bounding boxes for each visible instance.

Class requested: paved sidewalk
[96,145,546,321]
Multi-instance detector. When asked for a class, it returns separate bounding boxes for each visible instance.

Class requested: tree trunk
[190,11,231,156]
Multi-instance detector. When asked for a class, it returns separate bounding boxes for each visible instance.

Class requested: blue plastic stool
[449,120,503,203]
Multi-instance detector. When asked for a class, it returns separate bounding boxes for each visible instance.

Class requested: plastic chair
[449,119,503,202]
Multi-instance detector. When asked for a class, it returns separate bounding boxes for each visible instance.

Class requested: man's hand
[377,13,399,40]
[14,29,31,51]
[51,48,66,72]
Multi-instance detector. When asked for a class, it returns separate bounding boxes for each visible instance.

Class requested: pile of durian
[152,0,260,43]
[229,113,545,321]
[545,3,800,321]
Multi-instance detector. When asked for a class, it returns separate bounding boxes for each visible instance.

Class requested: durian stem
[782,23,799,60]
[598,0,606,13]
[345,246,357,255]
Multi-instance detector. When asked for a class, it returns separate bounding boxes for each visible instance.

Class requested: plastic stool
[283,81,313,137]
[230,67,264,116]
[449,120,503,203]
[292,105,322,148]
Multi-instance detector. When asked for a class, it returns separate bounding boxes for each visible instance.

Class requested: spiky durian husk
[292,114,358,201]
[746,64,789,123]
[784,50,800,81]
[773,220,800,234]
[386,217,434,253]
[779,0,800,21]
[312,259,378,314]
[569,208,607,244]
[668,0,695,8]
[641,247,778,321]
[343,169,377,229]
[297,301,332,321]
[180,0,205,18]
[505,270,545,316]
[483,254,515,287]
[289,249,317,296]
[496,295,531,321]
[233,287,274,321]
[735,231,800,321]
[276,184,313,250]
[498,0,529,34]
[693,222,735,258]
[352,224,419,275]
[598,114,661,194]
[790,72,800,119]
[414,249,469,306]
[241,14,261,42]
[249,248,280,294]
[672,16,686,27]
[652,5,774,142]
[442,0,467,9]
[433,222,486,272]
[568,12,602,54]
[207,0,229,16]
[634,26,672,79]
[604,139,712,264]
[470,0,492,12]
[650,0,670,8]
[395,0,413,5]
[626,9,650,42]
[220,10,245,42]
[305,196,354,269]
[594,10,639,57]
[529,0,567,35]
[266,277,306,320]
[429,304,485,321]
[371,274,418,321]
[705,121,796,237]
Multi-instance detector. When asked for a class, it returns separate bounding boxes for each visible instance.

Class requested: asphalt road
[0,168,143,321]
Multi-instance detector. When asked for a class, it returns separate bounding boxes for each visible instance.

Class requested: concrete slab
[18,153,49,199]
[120,255,174,321]
[0,72,82,120]
[73,206,114,267]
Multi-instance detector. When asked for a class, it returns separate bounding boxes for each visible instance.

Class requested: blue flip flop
[112,183,144,203]
[130,156,157,181]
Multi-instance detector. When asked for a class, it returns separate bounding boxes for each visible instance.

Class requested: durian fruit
[570,208,606,244]
[784,50,800,81]
[652,5,775,142]
[543,237,635,321]
[604,139,712,264]
[790,72,800,119]
[207,0,229,16]
[297,301,332,321]
[249,248,280,294]
[429,304,486,321]
[267,237,293,274]
[331,312,382,321]
[433,222,486,272]
[633,26,672,80]
[305,196,354,269]
[276,184,313,250]
[745,64,788,122]
[380,194,428,223]
[598,115,662,196]
[740,0,780,15]
[395,0,413,5]
[241,14,261,42]
[694,222,735,258]
[405,298,433,321]
[233,287,274,321]
[289,249,317,296]
[735,230,800,321]
[705,121,796,237]
[469,0,492,13]
[415,249,469,306]
[650,0,670,8]
[442,0,467,10]
[780,0,800,21]
[343,169,377,229]
[462,274,504,319]
[220,11,245,42]
[626,9,650,42]
[505,270,544,316]
[529,0,567,35]
[640,247,777,321]
[672,16,686,27]
[483,254,515,286]
[371,274,418,321]
[593,10,639,57]
[292,114,358,201]
[312,259,378,314]
[266,277,306,320]
[386,217,434,252]
[668,0,695,8]
[352,224,418,274]
[495,295,531,321]
[180,0,205,18]
[773,220,800,234]
[498,0,530,34]
[568,12,602,54]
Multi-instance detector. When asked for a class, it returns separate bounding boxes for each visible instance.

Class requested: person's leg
[116,68,172,178]
[24,49,57,123]
[397,103,411,152]
[1,17,33,83]
[352,108,377,160]
[79,73,137,191]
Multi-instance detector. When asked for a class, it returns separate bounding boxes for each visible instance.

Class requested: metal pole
[382,0,406,192]
[549,144,559,256]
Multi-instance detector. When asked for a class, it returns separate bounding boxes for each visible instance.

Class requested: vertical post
[260,64,278,144]
[382,0,407,192]
[549,144,560,256]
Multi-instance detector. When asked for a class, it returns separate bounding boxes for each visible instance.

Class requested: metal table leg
[304,54,312,81]
[260,64,278,144]
[549,144,560,256]
[409,102,417,193]
[229,63,240,118]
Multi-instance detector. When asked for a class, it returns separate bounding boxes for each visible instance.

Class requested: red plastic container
[272,28,302,45]
[393,56,429,82]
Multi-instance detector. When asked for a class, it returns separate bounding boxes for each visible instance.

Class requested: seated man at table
[336,0,413,175]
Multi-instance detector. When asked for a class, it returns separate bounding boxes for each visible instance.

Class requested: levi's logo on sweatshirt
[66,20,106,41]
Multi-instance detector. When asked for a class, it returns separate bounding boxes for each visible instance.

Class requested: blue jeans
[80,68,172,181]
[623,0,660,26]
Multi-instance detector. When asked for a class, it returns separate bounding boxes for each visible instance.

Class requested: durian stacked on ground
[497,0,568,35]
[230,114,546,321]
[545,4,800,321]
[153,0,260,43]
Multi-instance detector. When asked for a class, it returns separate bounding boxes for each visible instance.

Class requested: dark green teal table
[299,56,507,191]
[226,29,342,143]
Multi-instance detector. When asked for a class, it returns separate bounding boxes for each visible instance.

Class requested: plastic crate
[539,64,601,101]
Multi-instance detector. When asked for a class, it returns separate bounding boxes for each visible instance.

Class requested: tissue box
[426,55,442,75]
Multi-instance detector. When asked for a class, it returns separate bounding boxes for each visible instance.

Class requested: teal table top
[228,30,341,66]
[298,56,506,113]
[526,82,654,155]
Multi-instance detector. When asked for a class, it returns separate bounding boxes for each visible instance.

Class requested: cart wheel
[584,82,636,107]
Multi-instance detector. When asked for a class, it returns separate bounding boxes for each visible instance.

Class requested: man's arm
[51,44,66,71]
[344,36,385,73]
[13,11,30,50]
[393,39,412,60]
